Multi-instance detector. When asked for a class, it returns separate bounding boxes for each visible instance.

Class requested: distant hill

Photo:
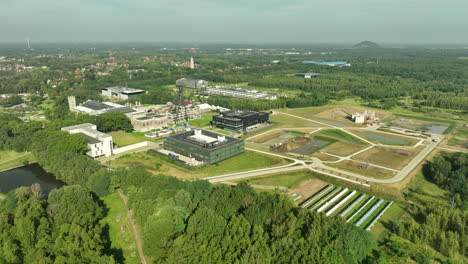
[353,41,381,49]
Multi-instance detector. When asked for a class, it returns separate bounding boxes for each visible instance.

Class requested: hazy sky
[1,0,468,44]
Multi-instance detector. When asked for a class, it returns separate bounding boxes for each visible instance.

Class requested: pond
[358,132,406,145]
[423,124,449,134]
[315,118,353,127]
[0,163,64,196]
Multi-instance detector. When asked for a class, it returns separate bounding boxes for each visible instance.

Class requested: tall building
[61,123,113,159]
[189,56,195,69]
[164,129,244,164]
[212,110,270,132]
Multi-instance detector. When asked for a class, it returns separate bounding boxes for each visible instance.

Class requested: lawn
[352,146,422,170]
[269,113,320,128]
[112,150,290,179]
[100,192,140,264]
[108,131,158,147]
[321,129,365,145]
[454,128,468,139]
[320,140,366,156]
[0,150,35,172]
[242,171,316,188]
[356,131,418,146]
[188,111,218,128]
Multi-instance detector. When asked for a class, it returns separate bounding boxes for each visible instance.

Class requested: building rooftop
[168,129,241,150]
[220,110,262,119]
[102,86,145,95]
[75,100,136,115]
[76,132,102,144]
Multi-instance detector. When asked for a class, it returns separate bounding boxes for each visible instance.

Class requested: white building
[62,123,113,158]
[176,78,208,89]
[203,86,277,100]
[101,86,146,100]
[68,97,136,116]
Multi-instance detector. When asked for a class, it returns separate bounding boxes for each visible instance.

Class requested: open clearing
[320,141,366,156]
[356,131,418,146]
[269,113,320,128]
[188,111,218,127]
[241,170,316,188]
[352,146,424,170]
[327,160,396,179]
[108,131,158,147]
[100,193,140,264]
[111,150,289,179]
[0,150,35,172]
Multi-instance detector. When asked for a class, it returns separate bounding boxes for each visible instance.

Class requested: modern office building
[61,123,113,158]
[101,86,146,100]
[164,129,244,164]
[203,86,277,100]
[212,110,270,132]
[176,78,208,89]
[68,97,136,116]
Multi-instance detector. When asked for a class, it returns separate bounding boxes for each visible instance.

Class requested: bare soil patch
[352,146,424,170]
[289,178,328,204]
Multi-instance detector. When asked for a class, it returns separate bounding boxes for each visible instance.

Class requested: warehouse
[212,110,270,132]
[176,78,208,89]
[164,129,244,164]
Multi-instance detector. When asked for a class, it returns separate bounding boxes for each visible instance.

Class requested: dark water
[0,163,64,195]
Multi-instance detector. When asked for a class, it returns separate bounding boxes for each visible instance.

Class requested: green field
[112,150,290,179]
[188,111,218,128]
[321,129,365,145]
[100,192,140,264]
[108,131,159,147]
[394,113,455,134]
[0,150,35,172]
[242,170,316,188]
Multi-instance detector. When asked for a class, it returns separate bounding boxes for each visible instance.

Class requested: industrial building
[203,86,277,100]
[351,110,378,124]
[301,61,351,67]
[128,112,172,132]
[176,78,208,89]
[164,129,244,164]
[101,86,146,100]
[296,73,320,78]
[68,97,136,116]
[61,123,113,158]
[212,110,270,132]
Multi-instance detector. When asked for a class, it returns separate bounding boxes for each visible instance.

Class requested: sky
[1,0,468,44]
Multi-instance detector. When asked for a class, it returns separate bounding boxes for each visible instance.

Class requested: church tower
[189,56,195,69]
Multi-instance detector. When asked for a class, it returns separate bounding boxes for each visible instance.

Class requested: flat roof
[76,132,102,144]
[167,129,242,150]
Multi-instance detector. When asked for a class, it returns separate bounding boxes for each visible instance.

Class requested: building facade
[212,110,270,132]
[101,87,146,100]
[61,123,113,158]
[129,112,172,132]
[176,78,208,89]
[164,129,244,164]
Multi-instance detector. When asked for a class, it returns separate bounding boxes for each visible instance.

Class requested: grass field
[356,131,418,146]
[319,140,366,156]
[108,131,158,147]
[112,150,289,179]
[447,137,468,148]
[242,171,316,188]
[394,113,455,134]
[353,146,422,170]
[0,150,35,172]
[328,160,396,179]
[269,113,319,128]
[188,111,218,128]
[321,129,365,145]
[454,128,468,139]
[100,192,140,264]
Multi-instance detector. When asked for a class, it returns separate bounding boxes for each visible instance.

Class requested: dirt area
[352,146,424,170]
[388,118,448,133]
[327,160,397,179]
[272,136,330,155]
[289,178,328,204]
[312,152,340,161]
[314,106,389,124]
[320,141,365,156]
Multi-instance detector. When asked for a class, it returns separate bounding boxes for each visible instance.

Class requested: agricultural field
[110,150,290,179]
[352,146,424,170]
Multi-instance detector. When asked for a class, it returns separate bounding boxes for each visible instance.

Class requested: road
[204,112,447,185]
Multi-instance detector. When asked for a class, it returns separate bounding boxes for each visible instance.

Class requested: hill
[353,41,381,49]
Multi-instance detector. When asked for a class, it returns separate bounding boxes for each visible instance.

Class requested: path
[116,189,148,264]
[436,146,465,152]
